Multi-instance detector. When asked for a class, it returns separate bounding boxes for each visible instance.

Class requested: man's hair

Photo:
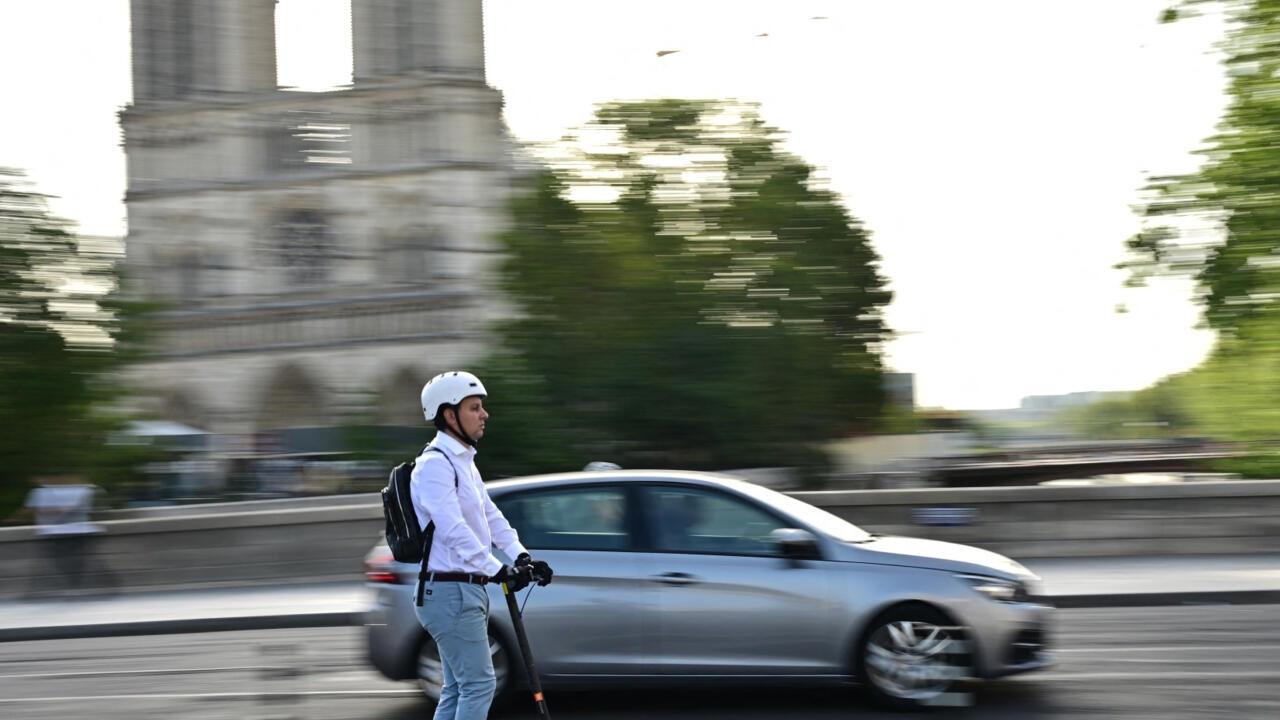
[432,404,453,433]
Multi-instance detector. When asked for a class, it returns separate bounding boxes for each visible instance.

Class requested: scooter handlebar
[515,554,554,587]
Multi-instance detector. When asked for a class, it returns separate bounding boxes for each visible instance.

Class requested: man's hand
[515,552,554,587]
[492,564,535,592]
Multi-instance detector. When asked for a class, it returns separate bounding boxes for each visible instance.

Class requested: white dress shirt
[410,431,526,577]
[25,485,103,536]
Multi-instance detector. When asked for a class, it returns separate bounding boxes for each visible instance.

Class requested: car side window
[644,486,786,556]
[495,486,630,552]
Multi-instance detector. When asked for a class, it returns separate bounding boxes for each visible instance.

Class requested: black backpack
[381,445,457,564]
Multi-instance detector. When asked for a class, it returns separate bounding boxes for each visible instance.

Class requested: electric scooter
[501,570,552,720]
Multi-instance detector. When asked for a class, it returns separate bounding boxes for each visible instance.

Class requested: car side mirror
[770,528,821,564]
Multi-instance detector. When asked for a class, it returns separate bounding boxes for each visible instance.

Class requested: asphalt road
[1,605,1278,719]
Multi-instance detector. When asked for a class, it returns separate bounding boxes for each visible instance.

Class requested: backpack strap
[416,445,459,607]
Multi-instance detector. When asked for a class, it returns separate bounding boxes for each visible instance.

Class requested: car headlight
[958,574,1028,603]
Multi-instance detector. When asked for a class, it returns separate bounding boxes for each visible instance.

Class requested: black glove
[492,563,535,592]
[516,552,554,587]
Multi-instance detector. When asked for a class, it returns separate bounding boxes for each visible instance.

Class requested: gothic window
[203,250,230,297]
[395,0,415,72]
[377,367,428,426]
[256,364,328,430]
[171,0,194,96]
[392,0,437,73]
[174,252,201,304]
[274,210,333,286]
[140,0,195,100]
[142,2,163,99]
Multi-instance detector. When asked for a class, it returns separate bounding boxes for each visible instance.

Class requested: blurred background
[2,1,1280,718]
[1,0,1268,513]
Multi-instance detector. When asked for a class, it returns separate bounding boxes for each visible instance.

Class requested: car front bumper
[969,599,1055,679]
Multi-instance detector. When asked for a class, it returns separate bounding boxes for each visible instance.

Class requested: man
[412,371,554,720]
[23,475,105,596]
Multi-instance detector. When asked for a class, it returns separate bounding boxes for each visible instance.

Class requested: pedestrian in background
[23,475,106,596]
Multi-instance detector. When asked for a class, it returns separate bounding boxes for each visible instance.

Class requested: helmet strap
[443,404,479,447]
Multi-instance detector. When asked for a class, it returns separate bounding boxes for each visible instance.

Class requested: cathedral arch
[255,362,330,430]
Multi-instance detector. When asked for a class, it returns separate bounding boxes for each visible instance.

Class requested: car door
[635,483,838,676]
[492,484,654,676]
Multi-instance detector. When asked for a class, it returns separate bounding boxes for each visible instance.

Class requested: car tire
[856,603,974,710]
[416,629,512,704]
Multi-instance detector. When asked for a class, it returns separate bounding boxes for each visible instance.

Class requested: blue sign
[912,507,978,527]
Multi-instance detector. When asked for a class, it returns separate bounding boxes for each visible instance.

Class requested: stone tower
[121,0,510,445]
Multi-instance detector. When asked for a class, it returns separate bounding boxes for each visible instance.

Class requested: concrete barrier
[791,478,1280,557]
[3,479,1278,598]
[0,501,384,599]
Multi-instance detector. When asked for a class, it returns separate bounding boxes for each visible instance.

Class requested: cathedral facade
[121,0,511,444]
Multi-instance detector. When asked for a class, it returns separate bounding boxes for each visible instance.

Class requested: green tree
[1176,311,1280,439]
[1058,381,1193,439]
[1124,1,1280,335]
[480,100,893,477]
[1111,3,1280,465]
[0,169,142,518]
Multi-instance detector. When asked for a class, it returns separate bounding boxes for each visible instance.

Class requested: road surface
[1,604,1277,718]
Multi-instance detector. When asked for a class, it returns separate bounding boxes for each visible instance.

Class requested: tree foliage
[1060,307,1280,457]
[479,100,893,476]
[0,169,141,517]
[1124,1,1280,335]
[1102,3,1280,464]
[1057,380,1193,439]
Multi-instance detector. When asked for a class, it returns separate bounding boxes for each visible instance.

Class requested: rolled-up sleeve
[482,483,528,561]
[411,454,503,576]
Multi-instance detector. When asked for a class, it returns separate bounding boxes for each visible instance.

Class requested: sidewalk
[1023,554,1280,607]
[0,582,368,642]
[1,554,1277,642]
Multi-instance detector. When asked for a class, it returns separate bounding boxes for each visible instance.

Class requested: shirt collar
[433,431,476,458]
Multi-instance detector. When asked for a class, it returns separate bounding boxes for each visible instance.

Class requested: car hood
[837,535,1036,580]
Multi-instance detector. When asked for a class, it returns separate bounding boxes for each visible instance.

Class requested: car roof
[485,469,761,497]
[483,469,845,539]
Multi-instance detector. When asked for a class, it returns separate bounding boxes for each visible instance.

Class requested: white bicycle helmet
[420,371,488,423]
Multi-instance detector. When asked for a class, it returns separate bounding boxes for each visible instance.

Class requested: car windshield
[728,480,874,543]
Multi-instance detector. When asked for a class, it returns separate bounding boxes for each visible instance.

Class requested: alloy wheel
[864,618,970,703]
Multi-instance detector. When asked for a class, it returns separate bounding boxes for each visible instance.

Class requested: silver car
[365,470,1052,710]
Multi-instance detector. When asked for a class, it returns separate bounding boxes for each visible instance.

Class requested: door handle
[653,572,698,586]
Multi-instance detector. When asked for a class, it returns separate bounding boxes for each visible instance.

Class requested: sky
[0,0,1229,410]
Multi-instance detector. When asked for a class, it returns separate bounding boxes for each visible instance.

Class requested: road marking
[5,669,1280,705]
[0,689,421,704]
[0,665,279,680]
[0,664,381,681]
[1055,643,1280,654]
[1041,670,1280,682]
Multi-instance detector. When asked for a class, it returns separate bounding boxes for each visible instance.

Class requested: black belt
[427,572,490,585]
[416,571,489,606]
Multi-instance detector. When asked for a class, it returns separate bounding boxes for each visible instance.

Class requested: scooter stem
[502,581,551,719]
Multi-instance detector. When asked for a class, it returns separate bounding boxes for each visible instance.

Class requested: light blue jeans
[414,581,496,720]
